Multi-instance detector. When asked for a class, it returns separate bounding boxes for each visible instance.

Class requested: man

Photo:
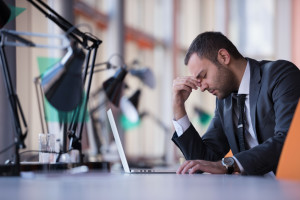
[172,32,300,176]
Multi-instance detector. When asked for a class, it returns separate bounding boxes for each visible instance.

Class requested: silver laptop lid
[107,109,131,173]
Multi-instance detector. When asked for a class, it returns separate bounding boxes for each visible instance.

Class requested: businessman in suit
[172,32,300,176]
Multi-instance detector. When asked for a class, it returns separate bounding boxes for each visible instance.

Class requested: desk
[0,172,299,200]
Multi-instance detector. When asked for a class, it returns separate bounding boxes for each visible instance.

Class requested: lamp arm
[94,61,109,67]
[66,49,91,155]
[26,0,101,48]
[1,29,35,47]
[0,29,70,49]
[68,46,99,164]
[34,77,48,134]
[141,111,171,134]
[91,62,119,74]
[79,46,99,140]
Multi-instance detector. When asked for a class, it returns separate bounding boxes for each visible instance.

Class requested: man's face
[187,53,236,99]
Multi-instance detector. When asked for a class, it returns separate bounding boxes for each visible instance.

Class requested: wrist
[221,157,235,174]
[233,161,240,173]
[173,104,186,120]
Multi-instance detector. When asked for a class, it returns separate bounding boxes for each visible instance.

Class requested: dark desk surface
[0,171,300,200]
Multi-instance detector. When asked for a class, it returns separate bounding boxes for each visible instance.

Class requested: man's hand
[176,160,227,174]
[173,76,200,120]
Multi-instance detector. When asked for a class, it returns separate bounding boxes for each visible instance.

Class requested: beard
[214,64,238,99]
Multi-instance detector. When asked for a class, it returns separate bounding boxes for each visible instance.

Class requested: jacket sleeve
[172,103,230,161]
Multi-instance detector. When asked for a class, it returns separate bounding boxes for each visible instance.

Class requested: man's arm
[172,76,199,120]
[172,101,230,161]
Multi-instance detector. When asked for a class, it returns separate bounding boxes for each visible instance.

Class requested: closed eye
[196,71,205,80]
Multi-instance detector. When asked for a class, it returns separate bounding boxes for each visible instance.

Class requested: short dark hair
[184,31,244,65]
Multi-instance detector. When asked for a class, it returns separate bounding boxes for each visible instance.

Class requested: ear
[217,49,230,65]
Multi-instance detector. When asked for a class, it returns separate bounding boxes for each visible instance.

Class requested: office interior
[0,0,300,174]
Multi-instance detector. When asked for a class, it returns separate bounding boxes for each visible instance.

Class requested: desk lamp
[86,61,152,157]
[119,63,155,123]
[127,89,141,109]
[0,0,102,174]
[103,65,154,123]
[0,1,72,175]
[93,59,154,110]
[24,0,102,165]
[83,60,153,158]
[0,28,79,177]
[102,67,128,107]
[129,68,155,89]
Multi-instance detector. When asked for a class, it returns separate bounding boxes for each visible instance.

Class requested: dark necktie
[237,94,247,152]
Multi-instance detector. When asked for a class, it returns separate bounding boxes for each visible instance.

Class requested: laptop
[107,109,176,174]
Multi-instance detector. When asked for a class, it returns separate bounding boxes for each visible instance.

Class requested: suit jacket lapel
[247,58,262,138]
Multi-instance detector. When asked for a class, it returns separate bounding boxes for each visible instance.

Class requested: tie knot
[237,94,247,106]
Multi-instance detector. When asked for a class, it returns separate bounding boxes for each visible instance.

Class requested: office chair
[276,100,300,180]
[225,150,233,157]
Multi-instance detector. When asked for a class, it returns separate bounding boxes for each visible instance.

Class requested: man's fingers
[176,161,186,174]
[173,84,192,93]
[182,161,196,174]
[177,160,226,175]
[178,79,198,90]
[176,160,190,174]
[176,160,208,174]
[177,160,199,174]
[173,76,199,90]
[188,164,204,174]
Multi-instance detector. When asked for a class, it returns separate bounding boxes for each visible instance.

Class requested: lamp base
[0,164,20,176]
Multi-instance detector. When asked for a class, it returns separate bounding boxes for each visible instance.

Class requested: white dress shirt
[173,62,275,177]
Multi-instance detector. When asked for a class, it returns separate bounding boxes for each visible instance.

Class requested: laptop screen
[107,109,131,173]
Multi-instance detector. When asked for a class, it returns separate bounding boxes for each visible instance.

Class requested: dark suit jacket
[172,58,300,175]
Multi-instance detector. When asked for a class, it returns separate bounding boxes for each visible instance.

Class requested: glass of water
[38,133,56,163]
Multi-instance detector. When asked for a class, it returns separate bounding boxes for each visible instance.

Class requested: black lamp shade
[129,89,141,109]
[103,67,127,107]
[119,89,141,123]
[0,0,11,28]
[129,68,155,89]
[41,47,85,112]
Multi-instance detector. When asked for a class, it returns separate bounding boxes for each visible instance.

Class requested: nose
[199,81,208,92]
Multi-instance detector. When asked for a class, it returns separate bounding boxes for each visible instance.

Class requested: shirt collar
[238,61,250,95]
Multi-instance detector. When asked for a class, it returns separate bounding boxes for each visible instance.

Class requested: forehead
[187,53,213,76]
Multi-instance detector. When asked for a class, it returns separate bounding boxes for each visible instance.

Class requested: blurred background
[0,0,299,168]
